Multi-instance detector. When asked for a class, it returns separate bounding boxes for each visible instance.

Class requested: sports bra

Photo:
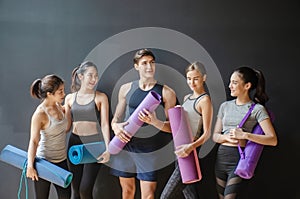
[71,92,100,122]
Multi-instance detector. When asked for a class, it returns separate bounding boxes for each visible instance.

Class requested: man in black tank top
[110,49,177,199]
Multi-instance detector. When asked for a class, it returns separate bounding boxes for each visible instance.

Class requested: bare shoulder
[196,94,213,112]
[95,90,109,102]
[32,105,47,122]
[201,94,212,102]
[118,82,132,97]
[162,84,176,96]
[197,94,212,106]
[183,94,190,102]
[120,82,132,92]
[64,93,75,106]
[162,84,177,107]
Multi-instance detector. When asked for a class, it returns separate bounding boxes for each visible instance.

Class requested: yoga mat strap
[18,159,28,199]
[237,103,256,159]
[238,103,256,128]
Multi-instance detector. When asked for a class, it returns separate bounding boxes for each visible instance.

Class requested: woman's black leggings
[34,160,71,199]
[215,145,248,199]
[67,133,103,199]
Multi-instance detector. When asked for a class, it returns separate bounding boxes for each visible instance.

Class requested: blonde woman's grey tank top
[182,93,208,139]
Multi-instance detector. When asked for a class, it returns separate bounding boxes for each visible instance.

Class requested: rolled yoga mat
[168,105,202,184]
[234,111,275,179]
[68,141,106,165]
[108,91,162,154]
[0,145,73,188]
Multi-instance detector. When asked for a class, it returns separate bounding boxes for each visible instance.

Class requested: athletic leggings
[160,162,200,199]
[215,145,248,199]
[67,133,102,199]
[33,159,71,199]
[160,147,201,199]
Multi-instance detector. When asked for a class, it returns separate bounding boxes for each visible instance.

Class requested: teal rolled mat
[68,141,106,165]
[0,145,73,188]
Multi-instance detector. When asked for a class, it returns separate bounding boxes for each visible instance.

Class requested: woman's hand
[26,166,39,181]
[175,143,193,158]
[229,127,246,140]
[97,150,110,163]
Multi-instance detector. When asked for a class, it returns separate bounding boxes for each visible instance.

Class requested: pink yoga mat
[168,105,202,184]
[108,91,162,154]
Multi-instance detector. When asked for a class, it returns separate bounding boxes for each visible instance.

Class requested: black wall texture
[0,0,299,199]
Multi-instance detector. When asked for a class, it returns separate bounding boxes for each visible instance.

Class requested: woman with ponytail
[64,61,110,199]
[212,66,278,199]
[27,74,71,199]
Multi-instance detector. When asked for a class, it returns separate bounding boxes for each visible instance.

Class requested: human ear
[203,74,207,82]
[245,82,251,90]
[134,63,139,70]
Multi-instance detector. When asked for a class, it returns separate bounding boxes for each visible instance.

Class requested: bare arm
[138,85,176,132]
[162,85,177,122]
[95,91,111,163]
[176,95,213,157]
[212,117,239,145]
[151,85,177,132]
[230,118,278,146]
[64,93,73,133]
[111,83,131,143]
[26,108,46,181]
[190,96,213,148]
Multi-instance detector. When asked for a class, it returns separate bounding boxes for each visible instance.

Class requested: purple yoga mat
[234,111,275,179]
[108,91,162,154]
[168,105,202,184]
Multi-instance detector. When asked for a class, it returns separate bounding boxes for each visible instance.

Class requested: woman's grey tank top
[182,93,208,139]
[36,104,68,163]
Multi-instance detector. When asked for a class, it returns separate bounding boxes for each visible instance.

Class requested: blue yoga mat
[0,145,73,188]
[68,141,106,165]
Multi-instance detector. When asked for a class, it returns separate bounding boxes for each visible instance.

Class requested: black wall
[0,1,299,198]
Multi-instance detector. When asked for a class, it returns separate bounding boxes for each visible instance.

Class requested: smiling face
[48,83,65,104]
[229,71,250,98]
[79,66,99,90]
[134,55,156,79]
[186,69,206,92]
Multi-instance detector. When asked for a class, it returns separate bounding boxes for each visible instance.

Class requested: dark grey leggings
[215,145,248,199]
[33,160,71,199]
[160,163,200,199]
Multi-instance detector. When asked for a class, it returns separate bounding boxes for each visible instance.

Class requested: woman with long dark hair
[212,66,278,199]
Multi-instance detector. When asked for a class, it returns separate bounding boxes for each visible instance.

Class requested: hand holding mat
[68,141,106,165]
[0,145,73,188]
[234,111,275,179]
[168,105,202,184]
[108,91,161,154]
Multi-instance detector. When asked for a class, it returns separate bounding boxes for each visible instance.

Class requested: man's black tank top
[124,80,173,152]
